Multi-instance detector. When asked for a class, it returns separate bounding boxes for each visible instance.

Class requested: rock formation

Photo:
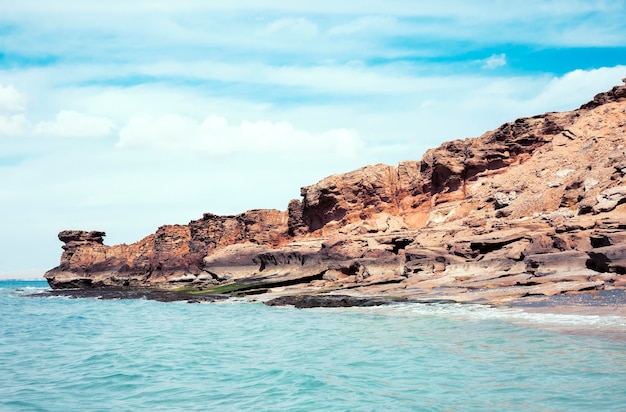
[45,80,626,305]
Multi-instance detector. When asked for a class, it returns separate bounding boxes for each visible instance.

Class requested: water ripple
[1,281,625,411]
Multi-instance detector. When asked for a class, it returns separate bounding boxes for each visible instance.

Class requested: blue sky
[1,0,625,277]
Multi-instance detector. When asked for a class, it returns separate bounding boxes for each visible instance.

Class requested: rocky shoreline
[44,81,626,307]
[28,287,626,313]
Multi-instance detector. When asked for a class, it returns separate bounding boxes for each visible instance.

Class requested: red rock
[45,81,626,305]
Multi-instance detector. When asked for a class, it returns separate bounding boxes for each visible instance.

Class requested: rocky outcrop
[45,80,626,305]
[579,79,626,109]
[45,210,289,289]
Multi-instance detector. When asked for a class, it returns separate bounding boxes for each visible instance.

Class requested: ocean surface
[2,280,626,411]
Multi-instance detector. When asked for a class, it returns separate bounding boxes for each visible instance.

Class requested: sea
[1,280,626,412]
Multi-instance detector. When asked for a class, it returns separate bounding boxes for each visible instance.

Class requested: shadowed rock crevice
[586,252,611,273]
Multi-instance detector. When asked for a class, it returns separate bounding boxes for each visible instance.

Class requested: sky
[1,0,625,278]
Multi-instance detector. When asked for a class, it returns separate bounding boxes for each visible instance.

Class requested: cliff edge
[45,80,626,305]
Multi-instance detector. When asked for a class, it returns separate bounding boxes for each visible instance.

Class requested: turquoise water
[1,280,626,411]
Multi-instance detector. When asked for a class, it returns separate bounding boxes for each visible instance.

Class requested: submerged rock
[264,295,407,308]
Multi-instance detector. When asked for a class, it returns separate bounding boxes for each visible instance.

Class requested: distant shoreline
[0,271,45,281]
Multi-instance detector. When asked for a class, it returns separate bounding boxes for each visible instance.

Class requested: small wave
[3,288,626,411]
[343,302,626,339]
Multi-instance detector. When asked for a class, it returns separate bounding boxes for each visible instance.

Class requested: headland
[45,81,626,308]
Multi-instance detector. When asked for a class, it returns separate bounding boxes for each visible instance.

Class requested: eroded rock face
[46,210,289,288]
[295,163,421,232]
[45,81,626,305]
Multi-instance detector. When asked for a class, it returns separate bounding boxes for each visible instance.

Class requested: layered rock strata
[45,81,626,305]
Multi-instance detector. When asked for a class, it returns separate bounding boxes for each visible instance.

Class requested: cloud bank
[118,114,362,158]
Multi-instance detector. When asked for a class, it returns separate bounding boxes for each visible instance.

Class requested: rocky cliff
[45,80,626,305]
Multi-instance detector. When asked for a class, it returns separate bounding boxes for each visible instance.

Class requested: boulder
[593,186,626,213]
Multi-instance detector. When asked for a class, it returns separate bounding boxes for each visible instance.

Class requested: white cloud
[1,1,623,67]
[0,84,26,112]
[33,110,115,137]
[1,0,618,19]
[526,66,626,112]
[328,16,400,35]
[265,18,318,36]
[482,53,507,69]
[0,114,27,136]
[117,113,363,158]
[115,60,458,95]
